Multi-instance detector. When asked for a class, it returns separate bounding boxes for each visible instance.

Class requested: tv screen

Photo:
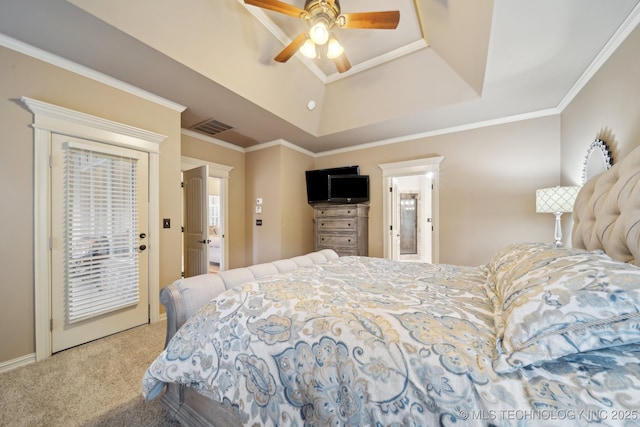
[305,166,360,204]
[328,174,370,203]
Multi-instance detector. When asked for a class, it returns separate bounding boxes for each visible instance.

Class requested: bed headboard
[572,144,640,266]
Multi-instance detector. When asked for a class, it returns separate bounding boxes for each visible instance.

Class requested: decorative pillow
[488,242,640,373]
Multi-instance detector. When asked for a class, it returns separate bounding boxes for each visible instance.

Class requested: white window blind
[64,143,140,323]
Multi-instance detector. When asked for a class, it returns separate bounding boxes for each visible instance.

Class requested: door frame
[379,156,444,263]
[23,97,166,361]
[181,156,233,272]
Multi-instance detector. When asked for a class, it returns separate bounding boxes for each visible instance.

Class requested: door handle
[139,244,147,251]
[198,239,211,244]
[139,233,147,239]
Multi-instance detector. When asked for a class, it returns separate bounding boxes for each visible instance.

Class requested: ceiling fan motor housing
[304,0,341,27]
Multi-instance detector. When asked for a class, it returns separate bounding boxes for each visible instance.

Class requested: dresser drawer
[315,206,359,218]
[312,203,369,257]
[316,218,357,231]
[317,234,357,248]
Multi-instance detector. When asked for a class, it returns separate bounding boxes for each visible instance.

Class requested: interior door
[50,135,149,353]
[183,165,209,277]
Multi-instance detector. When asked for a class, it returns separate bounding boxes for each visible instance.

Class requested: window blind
[65,144,140,323]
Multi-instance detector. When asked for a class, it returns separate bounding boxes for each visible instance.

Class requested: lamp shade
[536,186,581,213]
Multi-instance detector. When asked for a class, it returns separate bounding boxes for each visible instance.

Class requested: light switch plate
[256,198,263,205]
[255,206,262,214]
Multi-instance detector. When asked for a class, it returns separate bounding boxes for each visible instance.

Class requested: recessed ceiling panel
[259,0,424,77]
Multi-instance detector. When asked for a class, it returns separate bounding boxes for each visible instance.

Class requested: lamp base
[553,212,563,246]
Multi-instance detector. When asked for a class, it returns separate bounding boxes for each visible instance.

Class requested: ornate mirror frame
[582,139,613,184]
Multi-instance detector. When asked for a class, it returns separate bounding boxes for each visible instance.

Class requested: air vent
[191,119,233,136]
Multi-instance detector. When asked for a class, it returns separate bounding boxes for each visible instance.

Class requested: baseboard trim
[0,353,36,374]
[1,317,167,375]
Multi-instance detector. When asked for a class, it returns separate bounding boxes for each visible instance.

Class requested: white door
[50,135,149,353]
[183,165,209,277]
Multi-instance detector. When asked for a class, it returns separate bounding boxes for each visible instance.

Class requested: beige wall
[246,146,281,263]
[315,116,562,266]
[0,46,182,364]
[181,133,247,269]
[279,147,316,259]
[245,144,315,264]
[561,22,640,184]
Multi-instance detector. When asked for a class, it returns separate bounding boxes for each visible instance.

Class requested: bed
[209,227,221,265]
[143,144,640,426]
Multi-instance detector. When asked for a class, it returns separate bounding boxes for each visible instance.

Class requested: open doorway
[206,179,222,273]
[181,157,233,276]
[380,157,444,263]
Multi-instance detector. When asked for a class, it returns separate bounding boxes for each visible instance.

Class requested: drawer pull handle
[348,223,351,227]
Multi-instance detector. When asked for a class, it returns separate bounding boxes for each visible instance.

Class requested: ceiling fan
[244,0,400,73]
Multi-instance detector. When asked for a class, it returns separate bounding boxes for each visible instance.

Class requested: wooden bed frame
[157,144,640,426]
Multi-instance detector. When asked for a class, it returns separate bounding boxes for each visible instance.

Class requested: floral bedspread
[142,255,640,426]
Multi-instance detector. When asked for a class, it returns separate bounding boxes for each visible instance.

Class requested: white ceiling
[1,0,639,153]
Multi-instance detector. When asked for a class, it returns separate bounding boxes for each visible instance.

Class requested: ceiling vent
[191,118,234,136]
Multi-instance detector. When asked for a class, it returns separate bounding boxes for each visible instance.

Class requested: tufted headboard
[572,144,640,266]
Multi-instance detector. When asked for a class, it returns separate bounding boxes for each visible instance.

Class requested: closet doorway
[181,157,232,276]
[379,157,444,264]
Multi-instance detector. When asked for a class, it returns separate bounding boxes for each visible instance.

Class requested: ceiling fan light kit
[300,38,317,58]
[309,19,331,45]
[326,36,344,59]
[244,0,400,73]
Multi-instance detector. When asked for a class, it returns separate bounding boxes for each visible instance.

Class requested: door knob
[139,233,146,239]
[139,245,147,251]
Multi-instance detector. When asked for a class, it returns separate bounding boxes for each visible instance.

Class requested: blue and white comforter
[143,247,640,426]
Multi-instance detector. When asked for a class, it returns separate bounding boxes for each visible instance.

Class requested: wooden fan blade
[340,11,400,29]
[333,52,352,73]
[275,32,308,63]
[244,0,306,18]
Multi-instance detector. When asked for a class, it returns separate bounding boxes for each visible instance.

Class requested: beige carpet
[0,321,180,427]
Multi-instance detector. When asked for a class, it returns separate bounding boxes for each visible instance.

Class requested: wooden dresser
[313,203,369,256]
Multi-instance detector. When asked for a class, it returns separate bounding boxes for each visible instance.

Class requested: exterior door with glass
[50,135,149,353]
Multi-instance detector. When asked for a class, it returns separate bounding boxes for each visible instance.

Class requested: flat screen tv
[305,165,359,204]
[328,174,370,204]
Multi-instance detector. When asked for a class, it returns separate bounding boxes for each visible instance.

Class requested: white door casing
[23,97,165,361]
[379,157,444,263]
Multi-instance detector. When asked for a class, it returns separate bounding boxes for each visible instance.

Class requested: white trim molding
[22,97,166,361]
[1,33,186,113]
[0,353,36,374]
[181,156,234,178]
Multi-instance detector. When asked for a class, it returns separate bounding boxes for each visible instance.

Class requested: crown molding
[245,138,316,157]
[0,33,186,113]
[316,108,560,157]
[181,128,246,153]
[557,2,640,111]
